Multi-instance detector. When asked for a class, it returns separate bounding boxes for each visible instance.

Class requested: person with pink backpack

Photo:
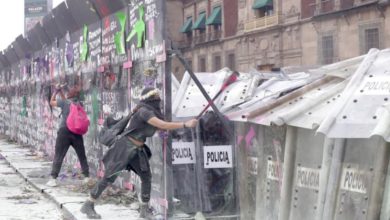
[46,85,91,187]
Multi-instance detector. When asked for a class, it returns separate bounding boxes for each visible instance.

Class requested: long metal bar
[322,138,345,220]
[163,1,174,216]
[196,71,238,119]
[380,143,390,220]
[367,136,390,220]
[164,49,174,215]
[278,126,297,220]
[316,137,335,220]
[171,48,233,137]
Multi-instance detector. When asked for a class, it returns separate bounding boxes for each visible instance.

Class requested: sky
[0,0,64,51]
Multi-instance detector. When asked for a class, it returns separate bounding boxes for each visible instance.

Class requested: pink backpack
[66,102,90,135]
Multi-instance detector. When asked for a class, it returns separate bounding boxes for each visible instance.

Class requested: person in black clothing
[80,87,198,219]
[46,85,90,187]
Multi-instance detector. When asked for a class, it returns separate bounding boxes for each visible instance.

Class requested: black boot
[81,200,102,219]
[139,203,154,219]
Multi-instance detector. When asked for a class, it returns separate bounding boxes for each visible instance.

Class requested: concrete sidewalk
[0,139,142,220]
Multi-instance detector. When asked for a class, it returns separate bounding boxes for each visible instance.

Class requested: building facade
[24,0,53,35]
[172,0,390,75]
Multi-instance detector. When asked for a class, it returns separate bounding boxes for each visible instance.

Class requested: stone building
[170,0,390,76]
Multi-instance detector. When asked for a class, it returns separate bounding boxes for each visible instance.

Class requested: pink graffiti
[124,182,134,191]
[98,118,104,125]
[74,162,81,169]
[97,169,104,178]
[148,20,155,40]
[156,41,166,63]
[245,126,256,148]
[97,66,105,73]
[97,161,105,178]
[123,60,132,69]
[158,198,168,208]
[272,139,283,192]
[236,135,244,146]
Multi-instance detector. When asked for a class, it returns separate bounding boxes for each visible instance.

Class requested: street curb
[0,151,78,220]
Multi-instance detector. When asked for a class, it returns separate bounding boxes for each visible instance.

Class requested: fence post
[316,138,335,220]
[380,142,390,220]
[367,136,390,220]
[279,126,297,220]
[322,138,345,220]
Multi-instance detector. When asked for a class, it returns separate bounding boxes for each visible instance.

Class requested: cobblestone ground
[0,156,66,220]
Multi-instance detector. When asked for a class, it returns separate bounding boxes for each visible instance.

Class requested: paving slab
[0,139,143,220]
[0,159,64,220]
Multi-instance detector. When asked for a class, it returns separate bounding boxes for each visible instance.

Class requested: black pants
[90,148,152,202]
[50,126,89,178]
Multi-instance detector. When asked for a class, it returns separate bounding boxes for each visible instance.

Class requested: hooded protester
[80,87,198,219]
[46,85,90,187]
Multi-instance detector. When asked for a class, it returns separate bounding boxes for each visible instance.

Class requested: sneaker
[129,202,140,210]
[139,203,154,219]
[46,178,58,187]
[82,177,90,185]
[194,212,206,220]
[82,177,96,188]
[80,200,101,219]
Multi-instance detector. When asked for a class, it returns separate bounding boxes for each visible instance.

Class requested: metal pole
[316,138,335,220]
[322,138,345,220]
[367,136,390,220]
[194,125,205,211]
[380,142,390,220]
[162,0,174,216]
[279,126,297,220]
[164,49,174,215]
[171,48,233,137]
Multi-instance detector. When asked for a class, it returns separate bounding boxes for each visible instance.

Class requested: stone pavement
[0,151,65,219]
[0,138,143,220]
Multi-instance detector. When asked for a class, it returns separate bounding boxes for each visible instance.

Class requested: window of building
[206,6,222,26]
[199,56,206,72]
[252,0,274,17]
[340,0,354,9]
[359,23,381,55]
[226,53,236,71]
[364,28,379,53]
[301,0,316,19]
[192,11,206,31]
[212,24,222,35]
[213,54,221,72]
[320,0,335,14]
[321,35,334,64]
[193,11,206,43]
[180,16,193,34]
[206,5,222,40]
